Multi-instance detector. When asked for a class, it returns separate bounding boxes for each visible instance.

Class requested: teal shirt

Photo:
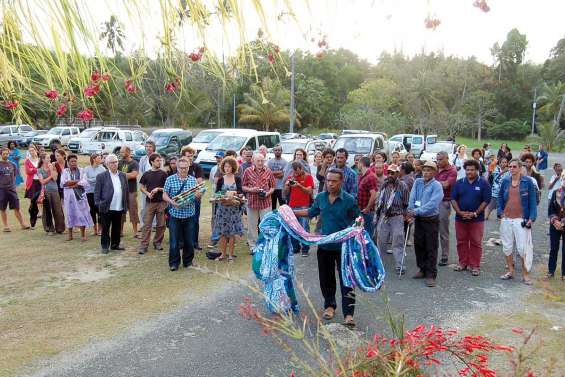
[308,190,359,250]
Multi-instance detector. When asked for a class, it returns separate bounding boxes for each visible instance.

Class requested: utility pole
[531,87,537,136]
[289,52,296,133]
[232,94,236,128]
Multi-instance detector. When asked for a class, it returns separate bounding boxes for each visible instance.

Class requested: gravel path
[26,154,564,377]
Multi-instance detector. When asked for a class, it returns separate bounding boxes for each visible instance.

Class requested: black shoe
[438,258,448,266]
[170,265,178,271]
[194,245,202,251]
[111,246,125,251]
[138,248,146,255]
[101,248,110,254]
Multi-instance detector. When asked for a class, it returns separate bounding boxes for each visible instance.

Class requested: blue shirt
[164,174,197,219]
[536,150,548,170]
[328,164,358,198]
[451,177,492,222]
[408,178,444,217]
[308,190,359,250]
[267,158,289,190]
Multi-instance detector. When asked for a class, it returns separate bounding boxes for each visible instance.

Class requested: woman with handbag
[24,145,41,229]
[37,153,65,235]
[213,157,244,262]
[547,173,565,280]
[60,154,93,241]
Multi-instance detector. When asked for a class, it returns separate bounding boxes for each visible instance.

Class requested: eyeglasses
[178,166,189,170]
[509,165,520,169]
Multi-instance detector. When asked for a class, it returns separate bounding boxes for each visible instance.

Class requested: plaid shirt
[164,173,197,218]
[357,170,378,210]
[375,178,410,219]
[242,165,276,210]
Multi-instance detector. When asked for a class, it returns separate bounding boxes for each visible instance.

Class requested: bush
[487,120,530,140]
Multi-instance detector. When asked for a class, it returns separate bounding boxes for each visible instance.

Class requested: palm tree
[539,81,565,122]
[99,15,125,55]
[237,78,299,131]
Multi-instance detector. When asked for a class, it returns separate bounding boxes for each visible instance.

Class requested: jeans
[414,215,439,278]
[101,210,123,250]
[192,199,201,247]
[169,216,195,268]
[317,247,355,317]
[549,225,565,276]
[455,220,485,269]
[291,206,310,254]
[210,202,220,243]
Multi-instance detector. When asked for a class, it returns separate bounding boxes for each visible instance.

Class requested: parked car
[419,141,456,163]
[0,124,35,147]
[67,127,104,154]
[341,129,373,135]
[134,128,193,161]
[32,126,81,148]
[188,128,232,156]
[16,130,48,147]
[281,132,306,140]
[387,140,409,160]
[318,132,337,147]
[196,129,281,175]
[81,128,148,155]
[275,139,328,163]
[333,133,387,166]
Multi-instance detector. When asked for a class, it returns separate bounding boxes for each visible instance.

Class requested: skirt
[213,203,244,237]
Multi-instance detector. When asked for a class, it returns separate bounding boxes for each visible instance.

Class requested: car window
[258,135,279,149]
[62,129,71,136]
[246,137,257,150]
[375,138,383,150]
[133,132,145,142]
[20,125,32,132]
[125,132,133,141]
[412,136,423,144]
[96,131,116,141]
[0,128,10,135]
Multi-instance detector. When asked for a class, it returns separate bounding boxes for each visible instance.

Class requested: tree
[294,77,332,128]
[538,81,565,121]
[531,121,565,152]
[404,71,448,135]
[491,28,528,82]
[99,15,125,55]
[542,37,565,83]
[237,78,295,131]
[464,90,497,140]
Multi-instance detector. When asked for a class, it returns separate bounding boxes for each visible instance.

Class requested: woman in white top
[453,144,467,180]
[84,153,106,235]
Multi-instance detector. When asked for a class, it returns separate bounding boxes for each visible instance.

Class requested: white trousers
[500,218,533,272]
[247,207,271,250]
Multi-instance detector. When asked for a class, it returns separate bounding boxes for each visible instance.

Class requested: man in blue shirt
[407,161,444,287]
[294,168,359,328]
[163,157,200,271]
[536,144,548,172]
[328,148,358,197]
[450,159,492,276]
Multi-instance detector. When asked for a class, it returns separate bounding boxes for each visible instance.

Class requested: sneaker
[101,248,110,254]
[438,258,448,266]
[301,251,309,257]
[170,265,178,271]
[385,249,393,254]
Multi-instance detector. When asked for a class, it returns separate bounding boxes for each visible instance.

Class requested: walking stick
[399,223,411,279]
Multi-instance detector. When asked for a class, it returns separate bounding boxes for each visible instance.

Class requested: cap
[215,151,225,158]
[422,161,438,171]
[387,164,400,172]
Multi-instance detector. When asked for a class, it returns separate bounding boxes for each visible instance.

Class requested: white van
[333,133,387,167]
[195,129,280,175]
[188,128,235,156]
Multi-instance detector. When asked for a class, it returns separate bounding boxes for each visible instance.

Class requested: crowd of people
[0,138,562,326]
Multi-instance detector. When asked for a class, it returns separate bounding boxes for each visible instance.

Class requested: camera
[258,190,266,199]
[289,179,296,186]
[521,220,531,229]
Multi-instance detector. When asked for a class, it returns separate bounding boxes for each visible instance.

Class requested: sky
[11,0,565,65]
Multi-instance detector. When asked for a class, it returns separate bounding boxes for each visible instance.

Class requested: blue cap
[215,151,225,158]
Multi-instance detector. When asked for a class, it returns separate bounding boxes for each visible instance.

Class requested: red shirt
[242,165,276,210]
[287,174,314,208]
[357,170,378,210]
[435,165,458,201]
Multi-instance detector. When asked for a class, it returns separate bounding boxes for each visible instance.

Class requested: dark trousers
[169,216,195,268]
[317,247,355,317]
[414,215,439,278]
[549,225,565,276]
[271,189,285,210]
[101,210,123,249]
[192,199,201,247]
[87,193,100,225]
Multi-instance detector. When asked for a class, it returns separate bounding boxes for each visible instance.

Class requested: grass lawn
[454,136,534,153]
[0,155,253,377]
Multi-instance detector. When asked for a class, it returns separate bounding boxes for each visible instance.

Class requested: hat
[422,161,438,171]
[387,164,400,172]
[215,151,225,158]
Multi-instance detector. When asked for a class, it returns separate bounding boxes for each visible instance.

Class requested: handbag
[36,187,46,204]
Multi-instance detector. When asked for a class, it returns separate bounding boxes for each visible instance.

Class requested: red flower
[55,103,67,117]
[188,48,204,62]
[124,80,137,94]
[511,327,523,334]
[101,73,111,82]
[91,70,101,82]
[267,53,275,65]
[165,78,180,93]
[424,17,441,29]
[84,84,101,97]
[45,89,59,100]
[3,100,18,110]
[473,0,490,12]
[273,45,280,53]
[77,108,94,122]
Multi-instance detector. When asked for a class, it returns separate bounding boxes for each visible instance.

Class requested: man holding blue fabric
[294,168,359,328]
[407,161,444,287]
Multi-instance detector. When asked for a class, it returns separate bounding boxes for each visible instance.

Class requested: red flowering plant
[3,100,19,110]
[424,17,441,30]
[124,79,138,94]
[55,103,67,118]
[77,108,94,122]
[44,89,59,100]
[473,0,491,13]
[188,47,205,62]
[83,84,101,97]
[165,77,181,93]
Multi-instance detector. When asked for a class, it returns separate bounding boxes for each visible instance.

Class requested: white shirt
[209,165,219,187]
[109,171,123,211]
[548,174,562,200]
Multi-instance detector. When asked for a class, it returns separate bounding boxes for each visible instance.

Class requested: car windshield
[47,127,63,135]
[412,136,423,144]
[80,129,99,138]
[206,135,247,151]
[193,131,221,143]
[319,134,333,139]
[149,134,171,146]
[425,143,453,154]
[280,141,307,154]
[333,137,373,154]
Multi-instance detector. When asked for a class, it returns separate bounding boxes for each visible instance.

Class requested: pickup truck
[0,124,35,147]
[32,126,81,148]
[81,128,148,155]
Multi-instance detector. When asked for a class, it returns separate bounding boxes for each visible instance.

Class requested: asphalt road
[27,154,562,377]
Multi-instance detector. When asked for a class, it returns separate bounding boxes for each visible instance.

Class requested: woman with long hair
[60,154,93,241]
[213,157,244,262]
[7,140,23,186]
[84,153,106,236]
[24,145,41,228]
[37,153,65,234]
[454,144,468,180]
[53,149,67,201]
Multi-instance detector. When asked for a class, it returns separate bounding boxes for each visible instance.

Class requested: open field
[0,156,253,377]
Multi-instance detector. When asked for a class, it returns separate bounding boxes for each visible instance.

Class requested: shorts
[500,218,533,271]
[0,188,20,210]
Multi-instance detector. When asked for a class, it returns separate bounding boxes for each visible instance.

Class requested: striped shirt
[375,178,410,218]
[164,174,197,218]
[328,164,358,197]
[242,165,276,210]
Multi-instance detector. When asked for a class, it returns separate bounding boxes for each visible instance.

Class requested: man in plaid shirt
[243,153,275,253]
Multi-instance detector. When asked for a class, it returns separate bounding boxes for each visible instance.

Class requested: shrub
[488,120,530,140]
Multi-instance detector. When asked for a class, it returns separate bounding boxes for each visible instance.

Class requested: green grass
[455,137,534,153]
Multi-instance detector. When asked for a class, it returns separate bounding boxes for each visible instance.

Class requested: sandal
[20,225,30,230]
[523,278,533,286]
[343,317,356,329]
[215,255,225,261]
[3,228,11,233]
[500,272,513,280]
[471,269,480,276]
[228,256,234,263]
[322,307,335,320]
[453,265,467,272]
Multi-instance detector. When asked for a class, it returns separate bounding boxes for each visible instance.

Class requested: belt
[416,215,439,221]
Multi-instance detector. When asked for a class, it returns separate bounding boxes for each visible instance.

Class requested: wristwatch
[473,212,478,218]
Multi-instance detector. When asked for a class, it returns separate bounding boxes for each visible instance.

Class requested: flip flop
[500,272,513,280]
[322,307,335,320]
[453,265,467,272]
[343,318,356,329]
[471,269,480,276]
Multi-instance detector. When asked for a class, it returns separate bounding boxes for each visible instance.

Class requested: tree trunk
[553,94,565,128]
